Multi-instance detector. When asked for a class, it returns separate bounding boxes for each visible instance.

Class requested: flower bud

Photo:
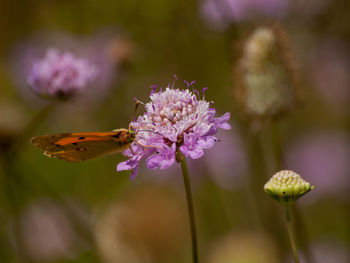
[264,170,315,204]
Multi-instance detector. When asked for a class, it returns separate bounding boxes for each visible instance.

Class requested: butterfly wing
[30,130,132,162]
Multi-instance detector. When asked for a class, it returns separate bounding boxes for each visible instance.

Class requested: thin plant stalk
[285,205,300,263]
[180,158,199,263]
[271,123,314,263]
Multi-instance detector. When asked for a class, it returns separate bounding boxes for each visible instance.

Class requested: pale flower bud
[264,170,315,204]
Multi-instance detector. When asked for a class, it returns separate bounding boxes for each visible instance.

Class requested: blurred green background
[0,0,350,262]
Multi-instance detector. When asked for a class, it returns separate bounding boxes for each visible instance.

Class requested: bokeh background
[1,0,350,262]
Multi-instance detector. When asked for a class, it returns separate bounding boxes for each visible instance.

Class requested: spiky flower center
[148,90,197,124]
[142,88,210,140]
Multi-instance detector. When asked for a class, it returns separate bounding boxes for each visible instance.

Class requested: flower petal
[159,157,175,169]
[117,161,133,171]
[146,154,163,170]
[180,145,189,156]
[215,112,231,130]
[189,148,204,159]
[198,136,216,149]
[130,165,139,180]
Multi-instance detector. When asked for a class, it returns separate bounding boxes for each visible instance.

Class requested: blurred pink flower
[200,0,289,30]
[11,199,88,262]
[9,31,126,106]
[307,39,350,109]
[27,49,97,100]
[285,131,350,202]
[287,240,350,263]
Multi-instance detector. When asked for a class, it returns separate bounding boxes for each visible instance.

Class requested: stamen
[193,88,200,98]
[202,87,208,99]
[150,84,158,96]
[183,79,196,87]
[171,74,178,88]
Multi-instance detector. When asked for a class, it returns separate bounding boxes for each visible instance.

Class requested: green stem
[285,205,300,263]
[180,158,198,263]
[293,205,315,263]
[271,123,314,262]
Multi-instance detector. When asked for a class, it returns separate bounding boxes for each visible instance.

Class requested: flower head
[27,49,98,100]
[11,31,129,107]
[264,170,315,204]
[117,82,231,178]
[235,26,297,119]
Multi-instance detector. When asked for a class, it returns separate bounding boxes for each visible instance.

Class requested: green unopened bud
[264,170,315,204]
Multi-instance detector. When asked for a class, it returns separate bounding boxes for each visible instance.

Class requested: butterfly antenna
[136,129,164,137]
[129,99,143,129]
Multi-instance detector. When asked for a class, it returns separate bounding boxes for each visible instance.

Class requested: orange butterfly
[30,129,137,162]
[30,102,157,162]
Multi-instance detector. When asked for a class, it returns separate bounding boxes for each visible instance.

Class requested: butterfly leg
[136,141,162,150]
[129,146,135,155]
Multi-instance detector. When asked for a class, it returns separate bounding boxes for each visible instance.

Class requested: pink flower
[200,0,289,30]
[10,31,127,106]
[117,82,231,178]
[27,49,98,100]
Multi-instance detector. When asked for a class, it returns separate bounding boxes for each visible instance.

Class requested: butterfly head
[125,129,136,143]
